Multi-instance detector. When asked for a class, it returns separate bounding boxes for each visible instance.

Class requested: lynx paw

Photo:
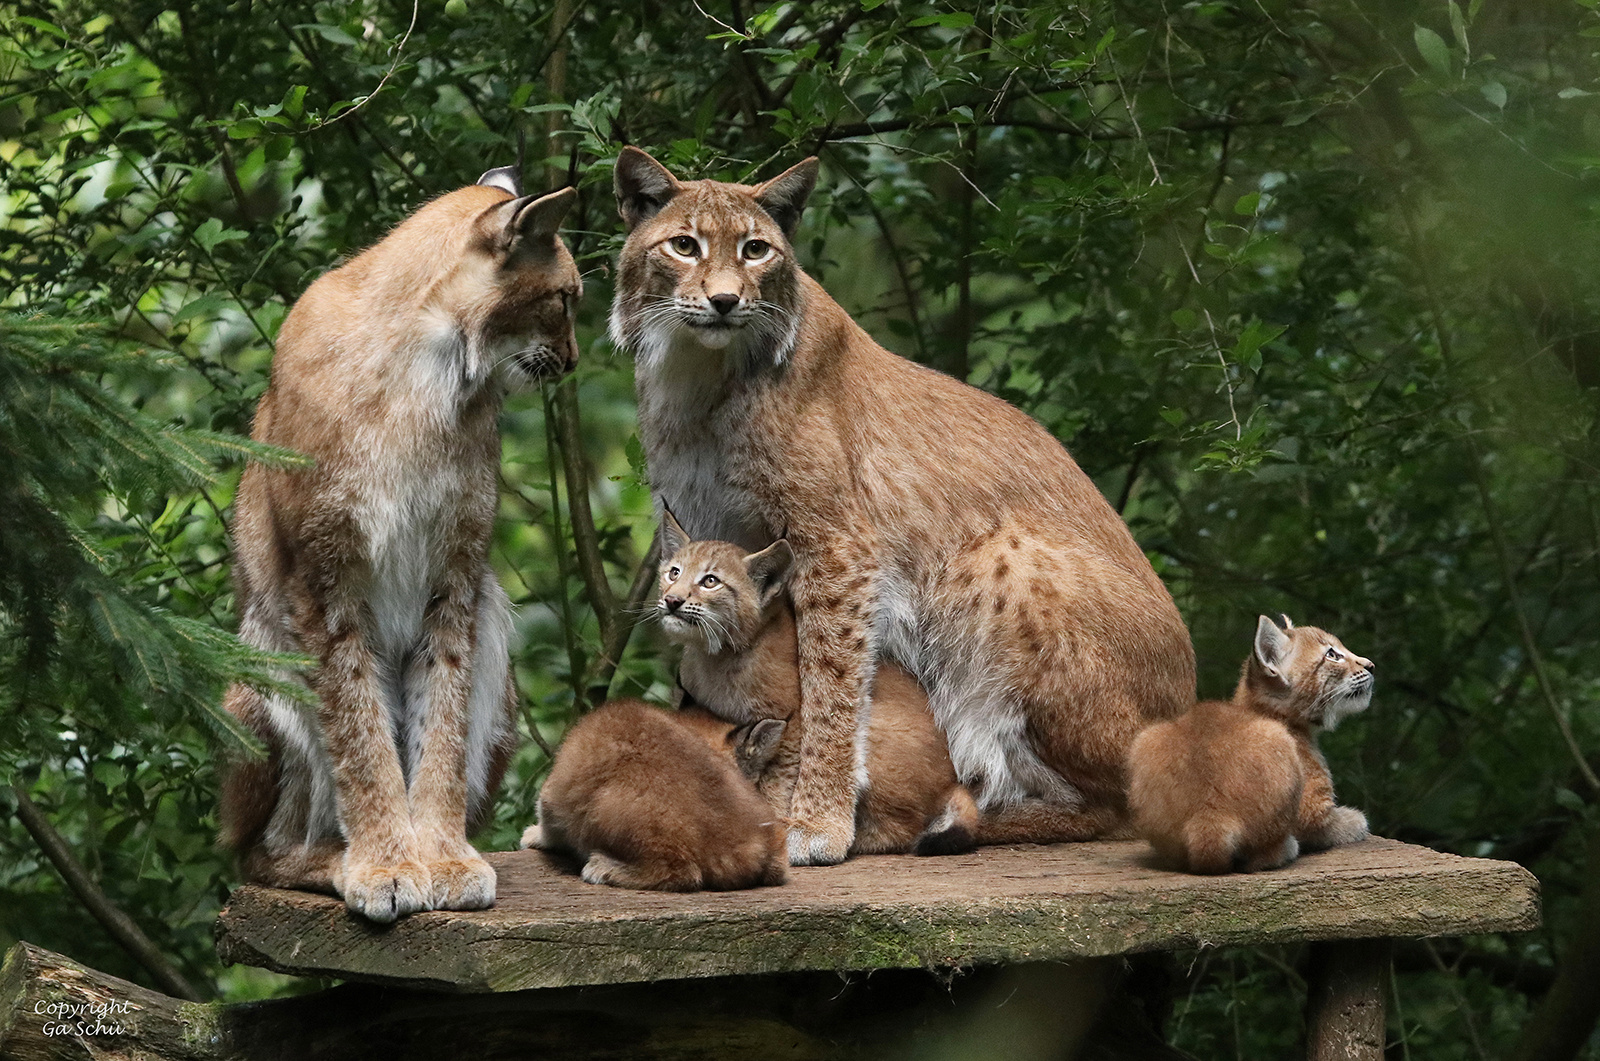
[580,852,626,886]
[519,824,545,850]
[426,854,496,911]
[1326,806,1370,846]
[339,860,433,923]
[786,822,852,866]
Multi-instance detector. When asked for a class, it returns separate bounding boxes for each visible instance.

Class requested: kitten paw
[581,852,626,886]
[427,855,496,911]
[340,860,433,923]
[786,823,852,866]
[1326,806,1370,846]
[519,824,545,850]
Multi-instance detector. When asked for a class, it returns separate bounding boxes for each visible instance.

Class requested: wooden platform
[215,837,1539,993]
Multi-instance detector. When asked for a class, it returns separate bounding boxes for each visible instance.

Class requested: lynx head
[398,168,582,386]
[1243,614,1375,729]
[655,507,793,655]
[609,147,818,370]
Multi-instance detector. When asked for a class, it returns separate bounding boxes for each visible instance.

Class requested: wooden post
[1304,939,1390,1061]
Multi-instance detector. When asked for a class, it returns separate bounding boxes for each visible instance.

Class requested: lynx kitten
[1127,616,1374,874]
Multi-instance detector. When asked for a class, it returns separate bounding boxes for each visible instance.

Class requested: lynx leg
[784,545,875,865]
[239,837,345,893]
[1241,833,1300,873]
[975,798,1126,846]
[314,596,431,923]
[1182,814,1243,874]
[408,568,496,912]
[1294,743,1368,850]
[581,852,705,892]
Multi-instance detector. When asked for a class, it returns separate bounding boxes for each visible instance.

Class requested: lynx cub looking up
[1127,616,1374,874]
[612,147,1194,865]
[521,699,787,892]
[219,168,580,922]
[656,511,980,856]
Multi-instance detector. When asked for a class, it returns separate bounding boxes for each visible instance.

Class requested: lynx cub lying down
[1127,616,1374,874]
[656,511,980,856]
[522,698,787,892]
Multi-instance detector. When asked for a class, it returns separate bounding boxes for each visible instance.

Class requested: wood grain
[215,838,1540,992]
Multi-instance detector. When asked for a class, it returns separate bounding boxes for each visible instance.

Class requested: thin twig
[553,377,617,653]
[588,534,662,707]
[11,785,206,1002]
[305,0,421,131]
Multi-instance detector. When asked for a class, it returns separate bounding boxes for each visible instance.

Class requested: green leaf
[1413,25,1451,77]
[1559,87,1594,99]
[1447,1,1469,55]
[15,16,69,38]
[1233,191,1262,216]
[171,292,231,325]
[193,218,246,253]
[1480,81,1507,109]
[1554,787,1586,812]
[909,12,976,29]
[298,22,360,46]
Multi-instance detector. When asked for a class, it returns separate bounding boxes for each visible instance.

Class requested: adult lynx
[611,147,1195,864]
[219,168,580,921]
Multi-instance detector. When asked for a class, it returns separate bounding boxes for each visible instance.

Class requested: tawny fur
[611,147,1195,864]
[1127,615,1375,874]
[218,172,581,922]
[654,513,981,857]
[520,699,787,892]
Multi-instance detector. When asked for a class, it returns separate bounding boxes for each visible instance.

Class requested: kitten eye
[668,566,681,580]
[742,239,771,261]
[669,235,700,258]
[1325,646,1343,661]
[699,574,720,588]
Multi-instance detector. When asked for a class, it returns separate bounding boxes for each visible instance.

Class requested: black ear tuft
[752,157,819,239]
[745,539,795,606]
[478,166,522,196]
[660,504,691,559]
[615,147,680,230]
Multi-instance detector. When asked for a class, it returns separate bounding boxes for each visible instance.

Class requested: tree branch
[553,376,618,655]
[588,533,662,708]
[10,785,205,1002]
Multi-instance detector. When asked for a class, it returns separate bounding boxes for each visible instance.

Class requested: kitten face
[654,511,793,655]
[1249,616,1375,728]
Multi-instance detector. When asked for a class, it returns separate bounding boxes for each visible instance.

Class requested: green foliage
[1,0,1598,1055]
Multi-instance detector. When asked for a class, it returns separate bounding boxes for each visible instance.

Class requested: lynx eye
[741,239,772,262]
[668,235,700,258]
[1325,646,1343,662]
[699,573,720,588]
[668,566,681,580]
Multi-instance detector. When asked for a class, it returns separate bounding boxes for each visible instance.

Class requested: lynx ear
[615,147,680,230]
[504,187,576,248]
[735,718,787,777]
[1253,614,1292,678]
[659,505,691,558]
[752,157,818,239]
[477,166,522,196]
[745,539,794,607]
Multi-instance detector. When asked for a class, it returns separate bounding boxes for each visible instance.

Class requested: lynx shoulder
[1127,615,1375,874]
[218,168,580,921]
[611,147,1195,865]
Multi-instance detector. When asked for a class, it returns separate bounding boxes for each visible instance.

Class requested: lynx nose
[663,595,686,613]
[708,293,739,316]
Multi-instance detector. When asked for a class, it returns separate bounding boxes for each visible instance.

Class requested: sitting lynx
[219,167,580,921]
[521,699,787,892]
[611,147,1194,864]
[1127,616,1374,874]
[657,511,980,856]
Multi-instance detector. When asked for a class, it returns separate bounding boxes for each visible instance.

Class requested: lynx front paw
[519,823,545,850]
[339,860,433,923]
[786,821,853,866]
[426,854,496,911]
[1326,806,1369,846]
[580,852,626,886]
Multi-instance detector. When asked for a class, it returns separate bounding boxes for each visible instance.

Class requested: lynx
[655,511,979,855]
[611,147,1195,864]
[1127,616,1374,874]
[520,699,787,892]
[219,168,581,921]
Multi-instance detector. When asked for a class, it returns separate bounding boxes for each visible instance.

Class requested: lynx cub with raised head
[656,510,981,856]
[219,168,581,922]
[611,147,1195,864]
[1127,616,1374,874]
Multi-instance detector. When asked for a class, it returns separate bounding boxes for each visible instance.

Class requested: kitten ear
[660,505,691,558]
[745,539,795,607]
[504,187,577,248]
[615,147,680,230]
[735,718,787,777]
[477,166,522,196]
[1253,614,1292,678]
[752,158,818,239]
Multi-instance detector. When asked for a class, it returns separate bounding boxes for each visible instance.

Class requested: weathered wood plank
[215,838,1539,993]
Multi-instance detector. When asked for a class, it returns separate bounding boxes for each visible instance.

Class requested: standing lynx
[219,169,581,921]
[611,147,1195,864]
